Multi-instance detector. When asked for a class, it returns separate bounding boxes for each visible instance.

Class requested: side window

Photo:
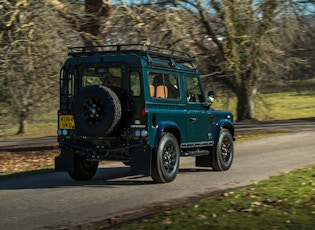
[166,74,180,99]
[148,72,180,99]
[130,72,141,96]
[185,76,204,103]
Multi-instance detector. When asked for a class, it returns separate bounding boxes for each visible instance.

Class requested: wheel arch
[214,120,234,142]
[154,121,181,148]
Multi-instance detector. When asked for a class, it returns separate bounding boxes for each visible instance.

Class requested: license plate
[59,115,75,129]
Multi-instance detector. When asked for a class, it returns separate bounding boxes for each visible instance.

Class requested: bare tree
[1,0,312,135]
[0,0,113,134]
[108,0,313,121]
[46,0,112,45]
[0,0,81,134]
[105,1,199,52]
[179,0,314,120]
[284,14,315,85]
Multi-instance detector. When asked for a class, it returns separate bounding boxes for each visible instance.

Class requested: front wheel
[68,154,99,181]
[151,133,180,183]
[213,128,234,171]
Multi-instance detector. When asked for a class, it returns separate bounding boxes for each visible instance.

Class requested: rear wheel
[213,128,234,171]
[68,154,99,181]
[151,133,180,183]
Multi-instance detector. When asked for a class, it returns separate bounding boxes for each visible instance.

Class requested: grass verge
[0,90,315,140]
[116,166,315,230]
[216,91,315,121]
[235,131,288,142]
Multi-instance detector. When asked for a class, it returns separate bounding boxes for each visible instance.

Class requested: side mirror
[208,91,215,98]
[207,91,215,105]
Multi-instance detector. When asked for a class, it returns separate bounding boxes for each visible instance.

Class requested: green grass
[0,90,314,139]
[215,91,315,121]
[116,166,315,230]
[0,110,56,139]
[287,78,315,87]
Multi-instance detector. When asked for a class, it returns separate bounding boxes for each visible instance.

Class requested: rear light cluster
[134,129,148,141]
[134,108,148,141]
[135,130,148,137]
[57,129,68,136]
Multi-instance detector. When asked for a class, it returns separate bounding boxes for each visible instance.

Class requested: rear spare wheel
[72,85,122,137]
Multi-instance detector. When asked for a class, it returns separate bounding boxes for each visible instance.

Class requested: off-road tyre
[151,133,180,183]
[213,128,234,171]
[68,154,99,181]
[72,85,122,137]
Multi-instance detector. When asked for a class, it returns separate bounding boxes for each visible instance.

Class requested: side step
[181,150,209,157]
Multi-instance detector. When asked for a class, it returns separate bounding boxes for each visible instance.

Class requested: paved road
[0,118,314,148]
[0,136,57,148]
[1,131,315,229]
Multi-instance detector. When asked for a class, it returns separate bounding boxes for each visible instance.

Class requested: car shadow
[0,167,154,190]
[0,166,214,190]
[179,168,212,173]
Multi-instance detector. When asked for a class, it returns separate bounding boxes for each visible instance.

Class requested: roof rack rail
[68,44,195,67]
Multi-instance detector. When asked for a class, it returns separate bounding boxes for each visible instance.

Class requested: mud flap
[55,148,75,173]
[195,147,214,167]
[130,146,152,176]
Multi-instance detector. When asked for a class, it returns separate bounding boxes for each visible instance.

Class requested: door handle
[190,117,197,121]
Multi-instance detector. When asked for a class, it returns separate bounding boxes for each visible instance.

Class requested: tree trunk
[46,0,112,44]
[16,119,27,134]
[82,0,112,36]
[236,87,256,121]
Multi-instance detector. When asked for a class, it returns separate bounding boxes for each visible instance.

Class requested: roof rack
[68,44,195,68]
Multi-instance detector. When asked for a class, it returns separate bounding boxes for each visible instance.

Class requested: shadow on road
[179,168,212,173]
[0,166,213,190]
[0,167,151,190]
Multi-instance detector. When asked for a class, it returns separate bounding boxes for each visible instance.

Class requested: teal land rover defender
[55,44,234,183]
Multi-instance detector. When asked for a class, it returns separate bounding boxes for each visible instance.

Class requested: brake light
[58,110,62,115]
[141,108,147,116]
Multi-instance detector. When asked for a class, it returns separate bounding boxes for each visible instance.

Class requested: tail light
[141,108,147,116]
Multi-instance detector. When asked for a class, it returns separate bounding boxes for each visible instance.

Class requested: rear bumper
[55,141,153,176]
[59,140,144,153]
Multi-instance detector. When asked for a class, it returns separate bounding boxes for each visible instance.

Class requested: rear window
[82,67,122,88]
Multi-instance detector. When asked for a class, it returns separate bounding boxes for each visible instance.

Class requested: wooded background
[0,0,314,133]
